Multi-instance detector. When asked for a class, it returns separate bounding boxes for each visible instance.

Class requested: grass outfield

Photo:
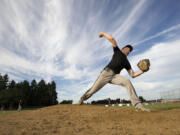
[99,102,180,111]
[0,108,39,115]
[1,103,180,115]
[0,110,18,115]
[148,103,180,110]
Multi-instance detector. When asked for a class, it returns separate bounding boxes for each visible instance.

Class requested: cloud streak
[114,0,147,39]
[0,0,180,102]
[134,23,180,45]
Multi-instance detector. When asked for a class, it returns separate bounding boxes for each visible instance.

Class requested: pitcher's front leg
[110,74,140,106]
[78,70,113,105]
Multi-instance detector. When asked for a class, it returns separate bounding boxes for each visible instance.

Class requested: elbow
[110,37,115,42]
[110,38,117,46]
[130,74,135,78]
[129,71,136,78]
[107,35,114,41]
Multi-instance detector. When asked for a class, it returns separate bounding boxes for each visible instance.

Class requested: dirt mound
[0,105,180,135]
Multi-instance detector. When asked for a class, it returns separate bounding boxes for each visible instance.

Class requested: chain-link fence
[160,88,180,100]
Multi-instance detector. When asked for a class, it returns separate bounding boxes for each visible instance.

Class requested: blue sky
[0,0,180,103]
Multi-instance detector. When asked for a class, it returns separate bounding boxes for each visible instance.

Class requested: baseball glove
[137,59,150,72]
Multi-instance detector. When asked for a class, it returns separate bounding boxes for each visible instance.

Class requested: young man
[78,32,151,112]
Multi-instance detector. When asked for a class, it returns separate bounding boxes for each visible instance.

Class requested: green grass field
[101,103,180,111]
[148,103,180,110]
[1,103,180,115]
[0,108,39,115]
[0,110,18,115]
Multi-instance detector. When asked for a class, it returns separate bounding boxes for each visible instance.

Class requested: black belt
[104,67,115,73]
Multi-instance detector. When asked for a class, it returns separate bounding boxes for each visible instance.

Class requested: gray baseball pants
[80,67,140,106]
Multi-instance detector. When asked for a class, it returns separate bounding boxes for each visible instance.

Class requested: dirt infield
[0,105,180,135]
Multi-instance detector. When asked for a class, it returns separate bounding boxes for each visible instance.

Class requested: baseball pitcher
[78,32,151,112]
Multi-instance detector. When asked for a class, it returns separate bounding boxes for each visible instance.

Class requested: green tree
[31,79,38,106]
[51,81,58,105]
[0,73,59,108]
[9,80,16,89]
[60,100,73,104]
[0,74,3,91]
[0,74,9,90]
[38,80,47,106]
[139,96,146,102]
[22,80,30,106]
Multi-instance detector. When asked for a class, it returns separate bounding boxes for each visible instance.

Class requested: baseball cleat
[135,103,151,112]
[77,98,84,105]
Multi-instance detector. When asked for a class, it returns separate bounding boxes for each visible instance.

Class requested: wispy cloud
[114,0,147,38]
[134,24,180,45]
[0,0,180,102]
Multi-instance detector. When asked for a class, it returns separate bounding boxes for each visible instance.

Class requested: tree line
[91,98,130,105]
[91,96,146,105]
[0,73,58,110]
[59,96,146,105]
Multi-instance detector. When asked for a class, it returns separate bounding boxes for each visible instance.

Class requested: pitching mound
[0,105,180,135]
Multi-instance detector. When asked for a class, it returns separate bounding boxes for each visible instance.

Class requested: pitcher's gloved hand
[137,59,150,72]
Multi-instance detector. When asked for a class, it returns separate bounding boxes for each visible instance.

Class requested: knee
[82,92,92,100]
[85,93,91,99]
[124,78,131,85]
